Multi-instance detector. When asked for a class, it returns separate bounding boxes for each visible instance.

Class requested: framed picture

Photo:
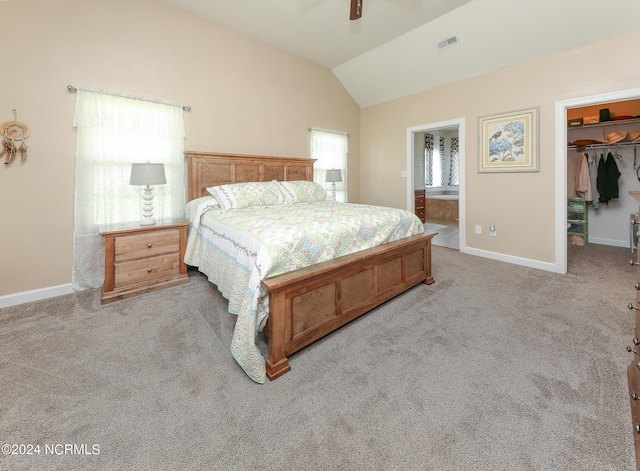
[479,107,539,173]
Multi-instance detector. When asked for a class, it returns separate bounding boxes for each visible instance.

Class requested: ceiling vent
[436,35,459,51]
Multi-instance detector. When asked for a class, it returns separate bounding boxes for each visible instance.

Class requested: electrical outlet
[489,224,497,236]
[475,225,482,235]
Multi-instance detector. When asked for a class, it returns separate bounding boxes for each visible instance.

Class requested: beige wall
[361,30,640,263]
[4,0,640,299]
[0,0,360,297]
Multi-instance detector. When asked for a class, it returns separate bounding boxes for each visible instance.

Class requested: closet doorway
[406,118,466,252]
[557,88,640,272]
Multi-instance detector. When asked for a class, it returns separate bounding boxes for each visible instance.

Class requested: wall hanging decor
[0,109,30,165]
[479,107,539,173]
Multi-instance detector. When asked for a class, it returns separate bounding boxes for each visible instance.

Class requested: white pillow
[274,180,329,204]
[206,181,283,210]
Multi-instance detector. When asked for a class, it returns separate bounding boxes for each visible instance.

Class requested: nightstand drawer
[101,218,189,303]
[115,229,180,262]
[114,253,180,288]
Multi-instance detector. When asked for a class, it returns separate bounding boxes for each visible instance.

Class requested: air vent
[436,35,459,51]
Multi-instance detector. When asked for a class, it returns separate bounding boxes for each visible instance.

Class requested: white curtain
[72,88,185,290]
[310,128,349,202]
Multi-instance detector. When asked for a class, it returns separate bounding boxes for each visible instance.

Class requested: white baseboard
[461,237,633,275]
[588,237,630,249]
[0,283,75,309]
[461,246,562,273]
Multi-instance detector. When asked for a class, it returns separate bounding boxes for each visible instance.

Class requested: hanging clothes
[606,151,621,199]
[588,152,599,209]
[596,154,607,203]
[575,152,592,202]
[597,151,621,204]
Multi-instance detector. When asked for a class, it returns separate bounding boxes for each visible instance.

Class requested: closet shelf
[568,141,640,151]
[568,117,640,130]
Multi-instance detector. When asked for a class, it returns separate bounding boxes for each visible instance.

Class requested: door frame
[406,117,466,252]
[555,87,640,274]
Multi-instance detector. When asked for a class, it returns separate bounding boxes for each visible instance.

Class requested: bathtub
[429,194,459,201]
[425,192,459,220]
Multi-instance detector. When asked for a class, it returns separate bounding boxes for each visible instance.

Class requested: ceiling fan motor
[350,0,363,20]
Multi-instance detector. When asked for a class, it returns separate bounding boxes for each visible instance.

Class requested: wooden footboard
[262,232,435,380]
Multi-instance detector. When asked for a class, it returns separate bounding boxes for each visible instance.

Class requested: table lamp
[129,162,166,225]
[325,169,342,201]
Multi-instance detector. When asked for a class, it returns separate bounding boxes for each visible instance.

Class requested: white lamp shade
[130,163,166,186]
[325,169,343,183]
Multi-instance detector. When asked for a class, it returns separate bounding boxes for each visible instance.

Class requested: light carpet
[0,244,636,470]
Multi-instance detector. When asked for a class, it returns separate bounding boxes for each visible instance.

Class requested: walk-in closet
[567,99,640,249]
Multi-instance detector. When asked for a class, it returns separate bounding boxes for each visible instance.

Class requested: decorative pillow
[275,180,328,204]
[206,181,283,210]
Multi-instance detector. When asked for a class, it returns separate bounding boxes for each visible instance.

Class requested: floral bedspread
[184,198,424,383]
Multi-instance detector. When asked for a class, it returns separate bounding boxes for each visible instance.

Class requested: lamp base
[140,185,157,226]
[139,217,156,226]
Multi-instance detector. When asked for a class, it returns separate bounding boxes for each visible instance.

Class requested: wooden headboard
[185,151,316,201]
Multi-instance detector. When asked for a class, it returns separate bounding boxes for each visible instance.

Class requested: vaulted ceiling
[163,0,640,108]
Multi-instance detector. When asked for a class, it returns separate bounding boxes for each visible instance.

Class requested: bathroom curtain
[425,134,446,187]
[425,133,434,186]
[438,136,446,184]
[448,137,459,186]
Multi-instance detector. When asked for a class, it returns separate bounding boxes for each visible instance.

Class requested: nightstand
[99,218,190,304]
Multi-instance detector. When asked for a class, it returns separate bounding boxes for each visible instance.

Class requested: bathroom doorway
[407,118,466,251]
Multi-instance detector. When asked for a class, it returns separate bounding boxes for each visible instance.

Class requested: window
[310,128,348,202]
[72,88,185,290]
[425,133,459,190]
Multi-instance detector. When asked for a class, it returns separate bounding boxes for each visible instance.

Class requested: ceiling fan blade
[350,0,362,20]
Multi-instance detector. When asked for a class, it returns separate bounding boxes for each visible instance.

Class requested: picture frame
[479,107,539,173]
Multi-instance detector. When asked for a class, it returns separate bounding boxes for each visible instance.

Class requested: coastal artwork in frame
[479,107,539,173]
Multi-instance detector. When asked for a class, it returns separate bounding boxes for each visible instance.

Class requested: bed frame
[186,151,435,380]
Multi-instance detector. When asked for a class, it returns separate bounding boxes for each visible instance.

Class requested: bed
[184,151,435,383]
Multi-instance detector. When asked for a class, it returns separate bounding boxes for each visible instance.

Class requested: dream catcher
[0,109,30,165]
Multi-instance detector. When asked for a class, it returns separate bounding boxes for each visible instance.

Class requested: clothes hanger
[615,149,623,163]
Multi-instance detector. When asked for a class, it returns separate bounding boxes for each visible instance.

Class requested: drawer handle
[628,346,638,354]
[147,268,153,273]
[630,259,640,266]
[148,243,153,248]
[636,424,640,434]
[633,393,640,401]
[629,303,639,310]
